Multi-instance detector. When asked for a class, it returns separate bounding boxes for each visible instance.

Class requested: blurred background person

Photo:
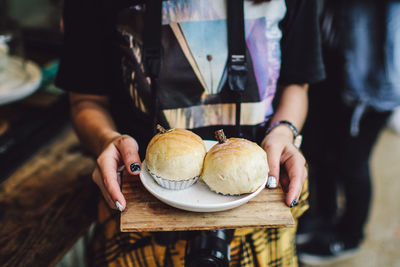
[296,0,400,265]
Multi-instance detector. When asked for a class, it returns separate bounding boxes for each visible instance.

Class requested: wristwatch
[265,120,303,149]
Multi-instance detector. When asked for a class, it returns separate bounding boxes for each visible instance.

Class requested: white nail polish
[267,176,277,188]
[115,201,123,212]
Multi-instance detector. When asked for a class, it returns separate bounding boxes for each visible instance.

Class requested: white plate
[0,56,42,106]
[139,140,268,212]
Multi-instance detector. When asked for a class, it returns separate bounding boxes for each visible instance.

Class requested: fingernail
[267,176,277,189]
[290,199,297,208]
[115,201,123,212]
[130,162,141,173]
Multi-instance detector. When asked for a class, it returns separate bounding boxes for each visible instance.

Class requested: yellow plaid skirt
[89,181,308,267]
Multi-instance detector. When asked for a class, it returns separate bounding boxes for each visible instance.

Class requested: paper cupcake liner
[148,168,199,190]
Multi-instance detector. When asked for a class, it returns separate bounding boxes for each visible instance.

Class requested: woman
[56,0,325,266]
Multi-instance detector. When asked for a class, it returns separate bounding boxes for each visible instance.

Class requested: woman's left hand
[261,125,307,207]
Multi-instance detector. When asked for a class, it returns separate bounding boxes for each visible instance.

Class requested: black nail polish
[290,199,297,208]
[130,163,141,173]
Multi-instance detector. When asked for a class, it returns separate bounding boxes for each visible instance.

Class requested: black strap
[227,0,247,137]
[143,0,162,78]
[142,0,248,136]
[143,0,163,134]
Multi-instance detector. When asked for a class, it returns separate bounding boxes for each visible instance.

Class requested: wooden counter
[0,126,98,267]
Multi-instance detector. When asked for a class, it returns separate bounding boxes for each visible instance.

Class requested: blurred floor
[301,127,400,267]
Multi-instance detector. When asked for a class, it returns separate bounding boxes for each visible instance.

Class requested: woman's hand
[68,92,142,212]
[261,125,307,207]
[92,134,141,211]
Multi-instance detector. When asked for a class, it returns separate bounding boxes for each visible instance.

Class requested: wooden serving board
[120,174,295,232]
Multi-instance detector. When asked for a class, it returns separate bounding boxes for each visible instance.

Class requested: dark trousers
[301,86,392,241]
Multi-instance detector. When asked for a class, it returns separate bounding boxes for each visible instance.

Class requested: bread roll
[145,127,207,182]
[201,133,269,195]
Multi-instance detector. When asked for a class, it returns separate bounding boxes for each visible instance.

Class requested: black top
[56,0,325,156]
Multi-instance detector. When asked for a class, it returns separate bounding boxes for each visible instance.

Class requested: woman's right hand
[92,134,141,211]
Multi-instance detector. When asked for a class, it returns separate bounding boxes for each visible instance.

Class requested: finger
[92,167,118,209]
[285,173,304,207]
[117,172,122,187]
[264,144,282,189]
[283,155,307,207]
[279,168,290,193]
[114,135,142,175]
[97,150,126,211]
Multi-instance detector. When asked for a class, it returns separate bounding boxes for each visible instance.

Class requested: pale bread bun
[145,128,207,181]
[201,137,269,195]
